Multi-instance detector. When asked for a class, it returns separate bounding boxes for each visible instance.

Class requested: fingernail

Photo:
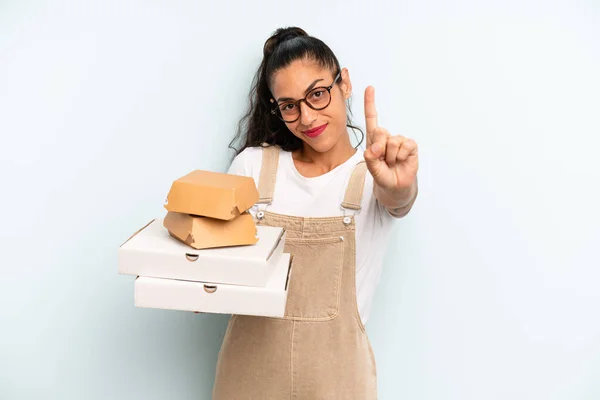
[372,144,381,155]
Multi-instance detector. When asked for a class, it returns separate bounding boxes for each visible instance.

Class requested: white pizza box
[134,253,292,317]
[118,219,286,287]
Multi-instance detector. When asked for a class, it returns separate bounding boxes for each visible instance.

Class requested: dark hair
[228,27,364,157]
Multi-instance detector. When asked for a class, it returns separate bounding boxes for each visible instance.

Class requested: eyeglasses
[270,71,341,123]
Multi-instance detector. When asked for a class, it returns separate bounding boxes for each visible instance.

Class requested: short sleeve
[227,153,249,177]
[225,146,263,183]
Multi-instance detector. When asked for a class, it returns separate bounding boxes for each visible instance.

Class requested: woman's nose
[299,101,317,126]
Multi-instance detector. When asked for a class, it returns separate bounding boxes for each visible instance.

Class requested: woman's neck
[292,136,356,177]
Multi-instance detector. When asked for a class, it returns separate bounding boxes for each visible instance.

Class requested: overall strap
[257,144,280,204]
[341,161,368,211]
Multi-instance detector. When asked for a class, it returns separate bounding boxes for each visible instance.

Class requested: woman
[213,27,419,399]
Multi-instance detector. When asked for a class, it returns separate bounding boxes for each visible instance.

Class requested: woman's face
[270,58,352,153]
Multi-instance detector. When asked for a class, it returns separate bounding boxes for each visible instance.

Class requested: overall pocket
[283,236,344,320]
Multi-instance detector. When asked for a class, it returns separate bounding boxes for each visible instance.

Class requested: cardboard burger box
[134,253,293,317]
[118,219,286,287]
[163,211,258,250]
[164,170,259,221]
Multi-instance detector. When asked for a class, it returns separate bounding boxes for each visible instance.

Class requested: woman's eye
[282,103,295,111]
[311,90,325,99]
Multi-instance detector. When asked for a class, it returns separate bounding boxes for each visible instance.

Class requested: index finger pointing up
[364,86,378,144]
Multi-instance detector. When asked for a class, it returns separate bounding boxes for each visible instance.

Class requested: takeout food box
[118,219,286,287]
[163,211,258,249]
[164,170,259,221]
[134,253,293,317]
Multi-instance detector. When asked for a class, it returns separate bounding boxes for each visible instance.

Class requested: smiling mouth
[302,123,328,138]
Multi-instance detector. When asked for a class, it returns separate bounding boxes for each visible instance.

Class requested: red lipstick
[302,123,327,138]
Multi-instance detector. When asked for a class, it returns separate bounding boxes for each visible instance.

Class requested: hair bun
[263,27,308,57]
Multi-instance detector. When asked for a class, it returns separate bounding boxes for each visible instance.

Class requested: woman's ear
[339,67,352,99]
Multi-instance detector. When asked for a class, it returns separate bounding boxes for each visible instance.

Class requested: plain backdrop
[1,1,599,399]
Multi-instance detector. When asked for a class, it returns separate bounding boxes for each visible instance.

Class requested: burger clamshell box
[164,170,259,221]
[163,211,258,250]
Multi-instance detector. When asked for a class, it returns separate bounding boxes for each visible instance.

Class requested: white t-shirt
[227,146,399,325]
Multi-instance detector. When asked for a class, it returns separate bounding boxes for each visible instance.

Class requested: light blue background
[1,1,599,399]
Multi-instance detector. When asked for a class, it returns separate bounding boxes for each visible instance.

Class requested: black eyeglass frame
[270,71,342,123]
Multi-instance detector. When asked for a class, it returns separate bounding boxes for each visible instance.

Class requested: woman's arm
[374,177,418,218]
[363,86,420,218]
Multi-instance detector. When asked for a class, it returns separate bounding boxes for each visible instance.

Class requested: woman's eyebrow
[277,78,324,102]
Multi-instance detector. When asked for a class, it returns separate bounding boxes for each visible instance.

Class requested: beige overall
[212,145,377,399]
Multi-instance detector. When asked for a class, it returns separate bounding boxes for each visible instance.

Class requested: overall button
[343,216,352,225]
[257,211,265,220]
